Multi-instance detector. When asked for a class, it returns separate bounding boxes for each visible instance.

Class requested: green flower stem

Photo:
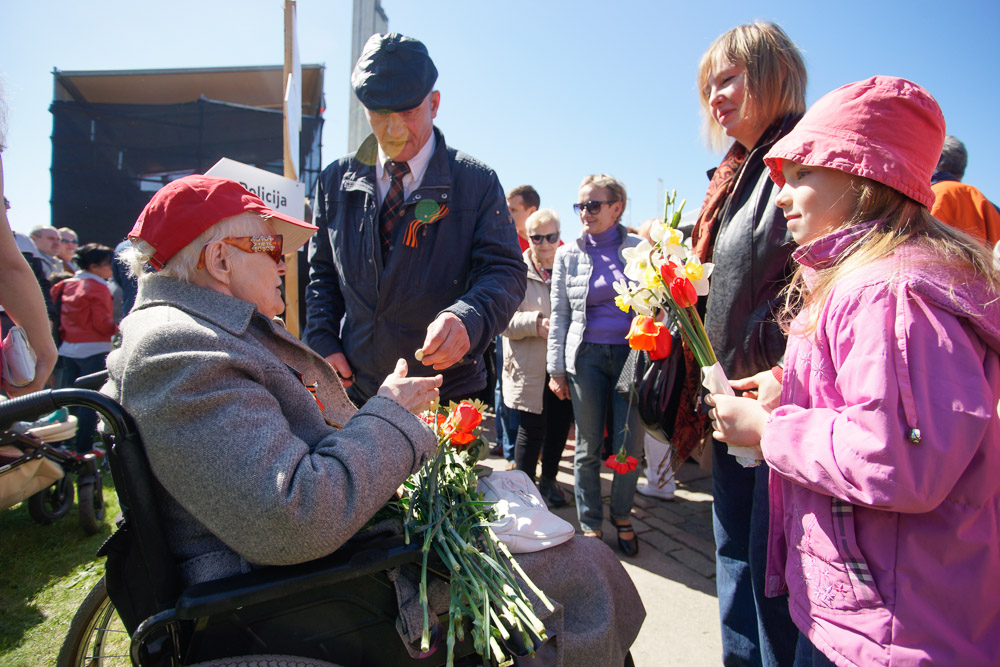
[446,603,457,667]
[489,528,555,612]
[403,411,549,666]
[685,305,718,365]
[664,299,709,363]
[420,535,432,652]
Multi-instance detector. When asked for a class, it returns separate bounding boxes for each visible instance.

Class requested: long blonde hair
[780,179,1000,336]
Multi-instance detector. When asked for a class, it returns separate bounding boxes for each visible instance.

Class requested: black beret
[351,33,438,112]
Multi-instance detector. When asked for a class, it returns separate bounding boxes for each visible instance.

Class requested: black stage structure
[50,65,325,247]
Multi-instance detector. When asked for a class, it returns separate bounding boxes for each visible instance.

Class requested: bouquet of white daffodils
[613,191,761,466]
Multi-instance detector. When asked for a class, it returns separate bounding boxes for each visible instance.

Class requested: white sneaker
[636,482,675,500]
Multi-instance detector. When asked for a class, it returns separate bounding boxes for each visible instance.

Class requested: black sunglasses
[572,200,615,215]
[529,232,559,245]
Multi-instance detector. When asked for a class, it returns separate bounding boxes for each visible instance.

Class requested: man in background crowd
[29,225,63,278]
[506,185,539,252]
[931,135,999,247]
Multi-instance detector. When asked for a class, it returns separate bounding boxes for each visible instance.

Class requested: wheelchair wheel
[189,656,342,667]
[57,576,130,667]
[78,472,106,535]
[27,475,74,525]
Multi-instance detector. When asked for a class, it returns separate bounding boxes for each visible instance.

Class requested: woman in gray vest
[547,174,644,556]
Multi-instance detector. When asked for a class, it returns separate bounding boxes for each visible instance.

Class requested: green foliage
[0,474,120,667]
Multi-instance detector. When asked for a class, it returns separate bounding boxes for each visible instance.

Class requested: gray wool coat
[103,275,437,587]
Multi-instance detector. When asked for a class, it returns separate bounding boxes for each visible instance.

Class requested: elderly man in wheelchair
[45,176,643,666]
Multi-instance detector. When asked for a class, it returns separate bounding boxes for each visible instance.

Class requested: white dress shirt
[374,131,436,204]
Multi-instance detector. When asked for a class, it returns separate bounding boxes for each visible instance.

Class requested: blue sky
[2,0,998,240]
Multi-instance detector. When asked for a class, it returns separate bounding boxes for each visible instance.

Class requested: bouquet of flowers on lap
[398,399,553,666]
[613,191,760,467]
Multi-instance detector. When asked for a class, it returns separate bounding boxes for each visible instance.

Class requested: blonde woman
[690,21,806,664]
[547,174,643,556]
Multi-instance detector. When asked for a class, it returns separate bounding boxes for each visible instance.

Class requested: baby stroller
[0,408,105,534]
[0,387,483,667]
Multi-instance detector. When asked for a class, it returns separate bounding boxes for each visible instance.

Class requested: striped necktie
[379,160,410,259]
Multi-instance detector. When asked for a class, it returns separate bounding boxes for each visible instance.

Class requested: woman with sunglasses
[500,209,573,508]
[104,175,444,588]
[547,174,644,555]
[688,21,806,665]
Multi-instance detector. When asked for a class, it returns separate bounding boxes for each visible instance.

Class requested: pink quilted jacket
[762,223,1000,666]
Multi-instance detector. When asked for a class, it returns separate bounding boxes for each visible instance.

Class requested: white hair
[525,208,560,234]
[121,212,270,284]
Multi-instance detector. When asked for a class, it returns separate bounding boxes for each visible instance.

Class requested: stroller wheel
[28,475,74,524]
[78,472,105,535]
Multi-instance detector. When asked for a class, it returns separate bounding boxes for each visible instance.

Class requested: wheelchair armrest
[174,534,424,619]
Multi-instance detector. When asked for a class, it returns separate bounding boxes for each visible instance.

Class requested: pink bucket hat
[764,76,945,208]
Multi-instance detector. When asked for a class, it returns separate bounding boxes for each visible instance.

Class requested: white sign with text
[205,157,304,218]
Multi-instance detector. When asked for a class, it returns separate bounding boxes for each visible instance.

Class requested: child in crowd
[706,76,1000,666]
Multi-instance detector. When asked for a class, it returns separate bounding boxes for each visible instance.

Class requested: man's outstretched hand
[416,312,470,371]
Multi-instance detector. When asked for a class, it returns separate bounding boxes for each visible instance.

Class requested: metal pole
[283,0,301,337]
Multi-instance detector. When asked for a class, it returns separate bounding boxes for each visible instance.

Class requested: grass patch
[0,473,120,667]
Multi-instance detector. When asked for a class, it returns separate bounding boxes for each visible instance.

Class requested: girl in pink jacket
[707,76,1000,666]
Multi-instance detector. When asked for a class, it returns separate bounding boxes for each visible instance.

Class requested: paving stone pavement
[481,415,722,666]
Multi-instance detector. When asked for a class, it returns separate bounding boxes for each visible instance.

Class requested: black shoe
[614,521,639,557]
[489,444,503,457]
[538,477,567,508]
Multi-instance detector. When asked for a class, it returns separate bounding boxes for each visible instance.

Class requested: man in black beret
[304,33,527,405]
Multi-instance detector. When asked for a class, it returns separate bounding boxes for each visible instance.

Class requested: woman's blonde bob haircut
[579,174,627,224]
[122,212,271,285]
[697,21,807,152]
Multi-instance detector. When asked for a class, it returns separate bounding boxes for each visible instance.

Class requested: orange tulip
[626,315,659,352]
[444,401,483,448]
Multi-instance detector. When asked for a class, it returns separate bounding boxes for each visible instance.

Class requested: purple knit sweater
[582,226,631,345]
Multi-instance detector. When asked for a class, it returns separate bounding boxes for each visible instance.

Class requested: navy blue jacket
[304,128,527,401]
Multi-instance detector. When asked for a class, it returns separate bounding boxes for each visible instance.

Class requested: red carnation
[604,447,639,475]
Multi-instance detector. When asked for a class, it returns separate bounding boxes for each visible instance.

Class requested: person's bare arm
[0,154,57,394]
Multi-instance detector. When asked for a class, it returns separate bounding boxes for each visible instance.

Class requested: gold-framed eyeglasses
[197,234,284,269]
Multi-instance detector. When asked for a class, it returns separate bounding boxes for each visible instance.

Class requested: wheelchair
[0,388,482,667]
